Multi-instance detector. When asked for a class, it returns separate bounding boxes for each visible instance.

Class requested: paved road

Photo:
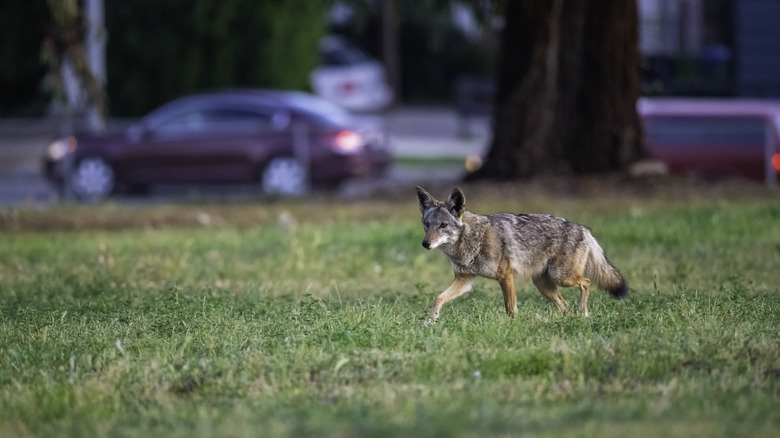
[0,107,490,205]
[0,122,58,205]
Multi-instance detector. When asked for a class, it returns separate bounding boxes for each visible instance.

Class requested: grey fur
[416,186,627,321]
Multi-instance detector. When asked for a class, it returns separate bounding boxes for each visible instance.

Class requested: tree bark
[381,0,400,104]
[470,0,646,180]
[44,0,106,132]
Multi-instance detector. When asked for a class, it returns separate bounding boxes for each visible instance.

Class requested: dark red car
[42,90,391,200]
[639,98,780,183]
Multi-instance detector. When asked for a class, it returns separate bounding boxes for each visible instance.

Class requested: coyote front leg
[497,260,517,317]
[429,274,475,321]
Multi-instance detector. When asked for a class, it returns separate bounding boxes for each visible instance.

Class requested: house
[639,0,780,98]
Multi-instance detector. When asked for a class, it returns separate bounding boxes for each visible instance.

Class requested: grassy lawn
[1,183,778,437]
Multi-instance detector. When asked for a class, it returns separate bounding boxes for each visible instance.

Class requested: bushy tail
[585,235,628,300]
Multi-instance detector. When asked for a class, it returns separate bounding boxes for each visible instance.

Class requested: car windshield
[283,93,355,127]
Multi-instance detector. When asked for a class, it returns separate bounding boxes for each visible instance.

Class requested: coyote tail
[585,234,628,299]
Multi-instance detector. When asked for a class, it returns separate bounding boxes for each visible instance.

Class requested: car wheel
[69,156,115,201]
[261,157,309,196]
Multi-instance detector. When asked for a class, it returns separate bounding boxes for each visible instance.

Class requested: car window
[321,45,370,67]
[646,116,767,147]
[153,110,202,134]
[153,108,275,135]
[775,115,780,140]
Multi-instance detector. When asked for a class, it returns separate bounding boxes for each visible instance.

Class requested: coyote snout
[416,186,627,321]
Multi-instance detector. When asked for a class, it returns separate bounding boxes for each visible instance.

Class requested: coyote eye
[439,223,447,229]
[423,222,430,228]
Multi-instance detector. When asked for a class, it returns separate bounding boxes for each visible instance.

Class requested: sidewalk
[384,106,490,159]
[0,121,58,204]
[339,106,490,196]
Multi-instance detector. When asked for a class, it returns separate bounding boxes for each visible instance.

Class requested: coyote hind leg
[555,276,591,317]
[532,274,570,313]
[576,277,591,317]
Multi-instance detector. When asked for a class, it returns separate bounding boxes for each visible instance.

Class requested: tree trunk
[381,0,400,104]
[44,0,106,132]
[470,0,646,180]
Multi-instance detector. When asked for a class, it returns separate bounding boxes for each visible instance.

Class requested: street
[0,107,490,205]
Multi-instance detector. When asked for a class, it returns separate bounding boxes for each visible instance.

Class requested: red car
[639,98,780,183]
[42,90,391,200]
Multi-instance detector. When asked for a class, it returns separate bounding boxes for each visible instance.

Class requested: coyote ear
[446,187,466,218]
[416,186,437,214]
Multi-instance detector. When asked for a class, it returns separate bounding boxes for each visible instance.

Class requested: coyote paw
[423,317,436,327]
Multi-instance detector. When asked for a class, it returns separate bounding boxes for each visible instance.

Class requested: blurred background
[0,0,778,204]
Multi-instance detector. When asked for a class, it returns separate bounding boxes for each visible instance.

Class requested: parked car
[310,35,394,112]
[639,98,780,183]
[42,90,391,201]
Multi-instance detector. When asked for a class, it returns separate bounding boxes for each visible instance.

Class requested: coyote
[416,186,627,321]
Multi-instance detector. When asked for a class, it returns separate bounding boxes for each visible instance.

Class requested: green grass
[1,188,779,437]
[394,156,468,167]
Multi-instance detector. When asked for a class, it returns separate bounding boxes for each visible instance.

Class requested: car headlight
[46,136,77,160]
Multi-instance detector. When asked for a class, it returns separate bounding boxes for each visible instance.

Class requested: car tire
[69,156,115,202]
[260,157,309,196]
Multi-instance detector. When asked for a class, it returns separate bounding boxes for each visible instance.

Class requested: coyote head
[415,186,466,250]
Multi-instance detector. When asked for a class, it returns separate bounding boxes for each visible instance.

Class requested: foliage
[397,4,496,102]
[0,0,51,116]
[0,191,779,437]
[332,0,497,103]
[104,0,326,116]
[0,0,326,117]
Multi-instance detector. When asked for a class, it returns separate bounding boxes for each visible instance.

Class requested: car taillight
[773,153,780,171]
[334,130,364,153]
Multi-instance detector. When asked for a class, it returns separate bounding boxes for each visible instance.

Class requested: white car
[310,36,394,113]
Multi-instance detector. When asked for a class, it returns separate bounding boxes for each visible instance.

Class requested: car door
[123,106,278,184]
[644,115,767,180]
